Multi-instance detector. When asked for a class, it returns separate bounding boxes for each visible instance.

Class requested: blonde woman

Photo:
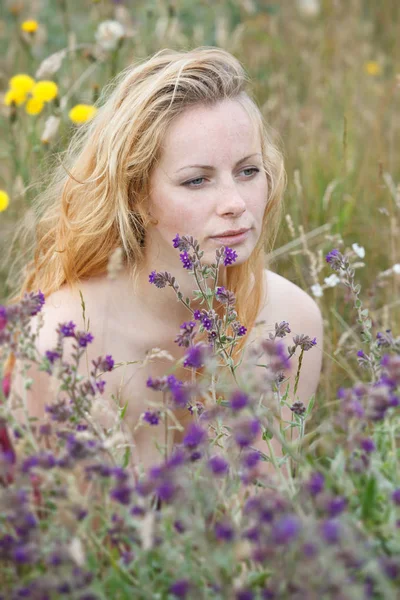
[5,47,323,475]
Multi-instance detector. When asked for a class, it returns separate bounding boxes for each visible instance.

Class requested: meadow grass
[0,1,399,597]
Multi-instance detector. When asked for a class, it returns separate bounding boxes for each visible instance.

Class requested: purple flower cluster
[229,389,249,412]
[233,417,261,448]
[143,411,160,425]
[183,343,212,369]
[260,338,291,373]
[215,286,236,306]
[179,250,193,270]
[0,290,46,335]
[146,374,192,408]
[174,320,197,347]
[325,248,347,271]
[223,247,238,266]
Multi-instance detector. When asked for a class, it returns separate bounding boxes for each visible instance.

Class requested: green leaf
[262,428,273,441]
[120,400,128,420]
[305,394,316,416]
[361,475,377,521]
[122,447,131,469]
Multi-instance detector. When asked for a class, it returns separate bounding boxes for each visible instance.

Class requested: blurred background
[0,0,399,424]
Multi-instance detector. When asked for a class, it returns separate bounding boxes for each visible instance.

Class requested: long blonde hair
[4,46,286,379]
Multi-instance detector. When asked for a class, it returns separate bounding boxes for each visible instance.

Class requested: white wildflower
[392,264,400,274]
[140,512,155,550]
[40,115,60,144]
[297,0,320,17]
[311,283,323,298]
[68,537,85,566]
[35,49,67,79]
[324,274,341,288]
[95,20,125,51]
[352,243,365,259]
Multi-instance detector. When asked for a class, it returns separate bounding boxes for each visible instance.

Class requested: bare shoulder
[244,269,324,400]
[255,268,324,403]
[30,278,110,355]
[261,269,323,332]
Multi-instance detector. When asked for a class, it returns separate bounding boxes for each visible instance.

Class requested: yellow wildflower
[21,20,39,33]
[4,88,26,106]
[31,80,58,102]
[26,97,44,116]
[9,74,35,95]
[364,61,382,76]
[68,104,97,124]
[0,190,10,212]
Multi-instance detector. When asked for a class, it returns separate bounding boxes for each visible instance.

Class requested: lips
[212,228,250,238]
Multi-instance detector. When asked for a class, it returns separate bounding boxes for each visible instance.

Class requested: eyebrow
[175,153,262,174]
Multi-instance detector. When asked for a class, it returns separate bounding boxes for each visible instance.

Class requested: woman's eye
[182,167,259,188]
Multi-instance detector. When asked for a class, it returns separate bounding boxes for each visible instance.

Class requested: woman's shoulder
[248,268,323,345]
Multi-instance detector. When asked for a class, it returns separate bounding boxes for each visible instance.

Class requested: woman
[5,47,323,475]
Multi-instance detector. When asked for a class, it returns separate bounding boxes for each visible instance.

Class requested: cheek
[155,199,201,235]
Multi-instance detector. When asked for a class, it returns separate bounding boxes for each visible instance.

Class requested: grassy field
[0,0,399,423]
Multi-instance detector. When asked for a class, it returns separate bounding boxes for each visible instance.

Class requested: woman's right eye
[182,177,205,188]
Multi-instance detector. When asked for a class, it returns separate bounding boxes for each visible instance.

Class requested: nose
[216,180,247,217]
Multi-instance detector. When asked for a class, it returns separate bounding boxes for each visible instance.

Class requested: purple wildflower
[392,489,400,506]
[143,411,160,426]
[58,321,76,337]
[28,290,45,316]
[110,484,132,505]
[272,514,301,544]
[325,248,346,271]
[306,471,325,496]
[183,343,210,369]
[274,321,291,338]
[193,309,202,320]
[215,286,236,305]
[229,390,249,412]
[237,325,247,336]
[223,247,238,266]
[261,339,291,372]
[233,417,261,448]
[320,519,341,543]
[201,315,213,331]
[172,234,190,252]
[214,520,235,542]
[360,438,376,453]
[148,271,167,288]
[131,505,146,517]
[0,305,7,331]
[172,234,182,248]
[169,579,191,599]
[292,334,317,352]
[92,354,114,372]
[45,350,60,364]
[236,590,254,600]
[76,331,94,347]
[326,496,347,517]
[175,321,196,347]
[180,251,193,270]
[96,380,106,394]
[241,450,261,469]
[183,423,207,449]
[207,455,229,476]
[156,479,176,502]
[174,520,185,533]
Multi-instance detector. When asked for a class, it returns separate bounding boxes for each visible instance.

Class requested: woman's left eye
[182,167,260,188]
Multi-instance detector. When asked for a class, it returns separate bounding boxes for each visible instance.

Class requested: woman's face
[147,98,269,266]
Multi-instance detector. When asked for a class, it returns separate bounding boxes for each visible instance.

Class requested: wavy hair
[3,46,286,382]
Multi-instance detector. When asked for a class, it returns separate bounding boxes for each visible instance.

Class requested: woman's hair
[4,46,286,377]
